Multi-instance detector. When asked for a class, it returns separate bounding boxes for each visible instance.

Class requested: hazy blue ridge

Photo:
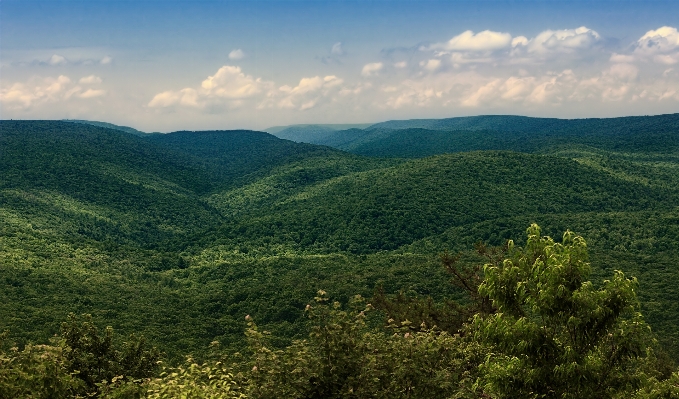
[61,119,157,137]
[268,123,373,142]
[298,114,679,157]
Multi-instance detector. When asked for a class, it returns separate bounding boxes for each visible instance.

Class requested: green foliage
[0,333,83,398]
[2,117,679,368]
[632,372,679,399]
[474,224,654,398]
[60,314,160,396]
[143,358,246,399]
[246,292,484,399]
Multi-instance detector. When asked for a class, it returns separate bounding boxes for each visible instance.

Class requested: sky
[2,0,679,132]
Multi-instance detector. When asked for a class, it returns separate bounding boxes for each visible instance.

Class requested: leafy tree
[61,314,161,396]
[141,358,246,399]
[373,246,500,335]
[0,332,83,398]
[474,224,655,398]
[246,291,484,399]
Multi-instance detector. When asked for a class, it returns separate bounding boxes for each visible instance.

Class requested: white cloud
[637,27,679,53]
[420,59,441,71]
[79,89,107,98]
[49,54,67,65]
[428,30,512,52]
[608,63,639,81]
[394,61,408,68]
[362,62,384,77]
[228,49,245,60]
[511,36,529,47]
[148,65,345,112]
[149,88,200,108]
[632,26,679,65]
[278,75,344,110]
[100,56,112,65]
[280,76,341,95]
[420,27,602,70]
[0,75,108,109]
[201,65,266,98]
[461,79,502,107]
[150,66,271,109]
[518,27,601,55]
[79,75,103,84]
[375,55,675,111]
[500,76,535,100]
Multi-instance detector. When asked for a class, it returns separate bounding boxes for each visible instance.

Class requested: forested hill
[266,123,374,142]
[368,113,679,133]
[0,121,354,248]
[146,129,344,188]
[273,113,679,158]
[2,118,679,365]
[62,119,154,137]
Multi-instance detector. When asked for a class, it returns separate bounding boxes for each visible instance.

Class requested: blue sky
[2,1,679,131]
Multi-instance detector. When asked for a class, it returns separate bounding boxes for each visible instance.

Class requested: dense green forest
[1,116,678,397]
[273,113,679,157]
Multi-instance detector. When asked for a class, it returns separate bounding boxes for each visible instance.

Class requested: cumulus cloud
[148,88,199,108]
[382,77,450,109]
[634,26,679,64]
[201,66,267,98]
[229,49,245,60]
[278,75,344,110]
[427,30,512,52]
[637,27,679,52]
[148,65,346,112]
[376,48,679,113]
[418,26,603,72]
[511,36,529,47]
[514,27,601,55]
[79,75,103,84]
[451,63,660,108]
[49,54,67,65]
[420,59,441,71]
[362,62,384,77]
[0,75,107,109]
[607,63,639,81]
[149,66,271,109]
[79,89,107,98]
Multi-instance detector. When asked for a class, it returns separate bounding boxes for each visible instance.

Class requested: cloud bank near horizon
[3,24,679,130]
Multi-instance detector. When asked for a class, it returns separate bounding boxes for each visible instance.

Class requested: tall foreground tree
[473,224,655,398]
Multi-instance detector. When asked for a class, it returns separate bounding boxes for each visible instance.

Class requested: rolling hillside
[291,113,679,157]
[2,117,679,359]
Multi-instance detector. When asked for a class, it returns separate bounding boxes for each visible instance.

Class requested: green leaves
[475,224,654,398]
[245,292,484,399]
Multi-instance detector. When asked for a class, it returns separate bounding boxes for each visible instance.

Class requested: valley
[2,115,679,363]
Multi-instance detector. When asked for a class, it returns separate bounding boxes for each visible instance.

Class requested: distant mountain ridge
[274,113,679,157]
[62,119,157,136]
[266,123,374,143]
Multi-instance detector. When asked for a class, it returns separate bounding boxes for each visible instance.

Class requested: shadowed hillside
[2,117,679,360]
